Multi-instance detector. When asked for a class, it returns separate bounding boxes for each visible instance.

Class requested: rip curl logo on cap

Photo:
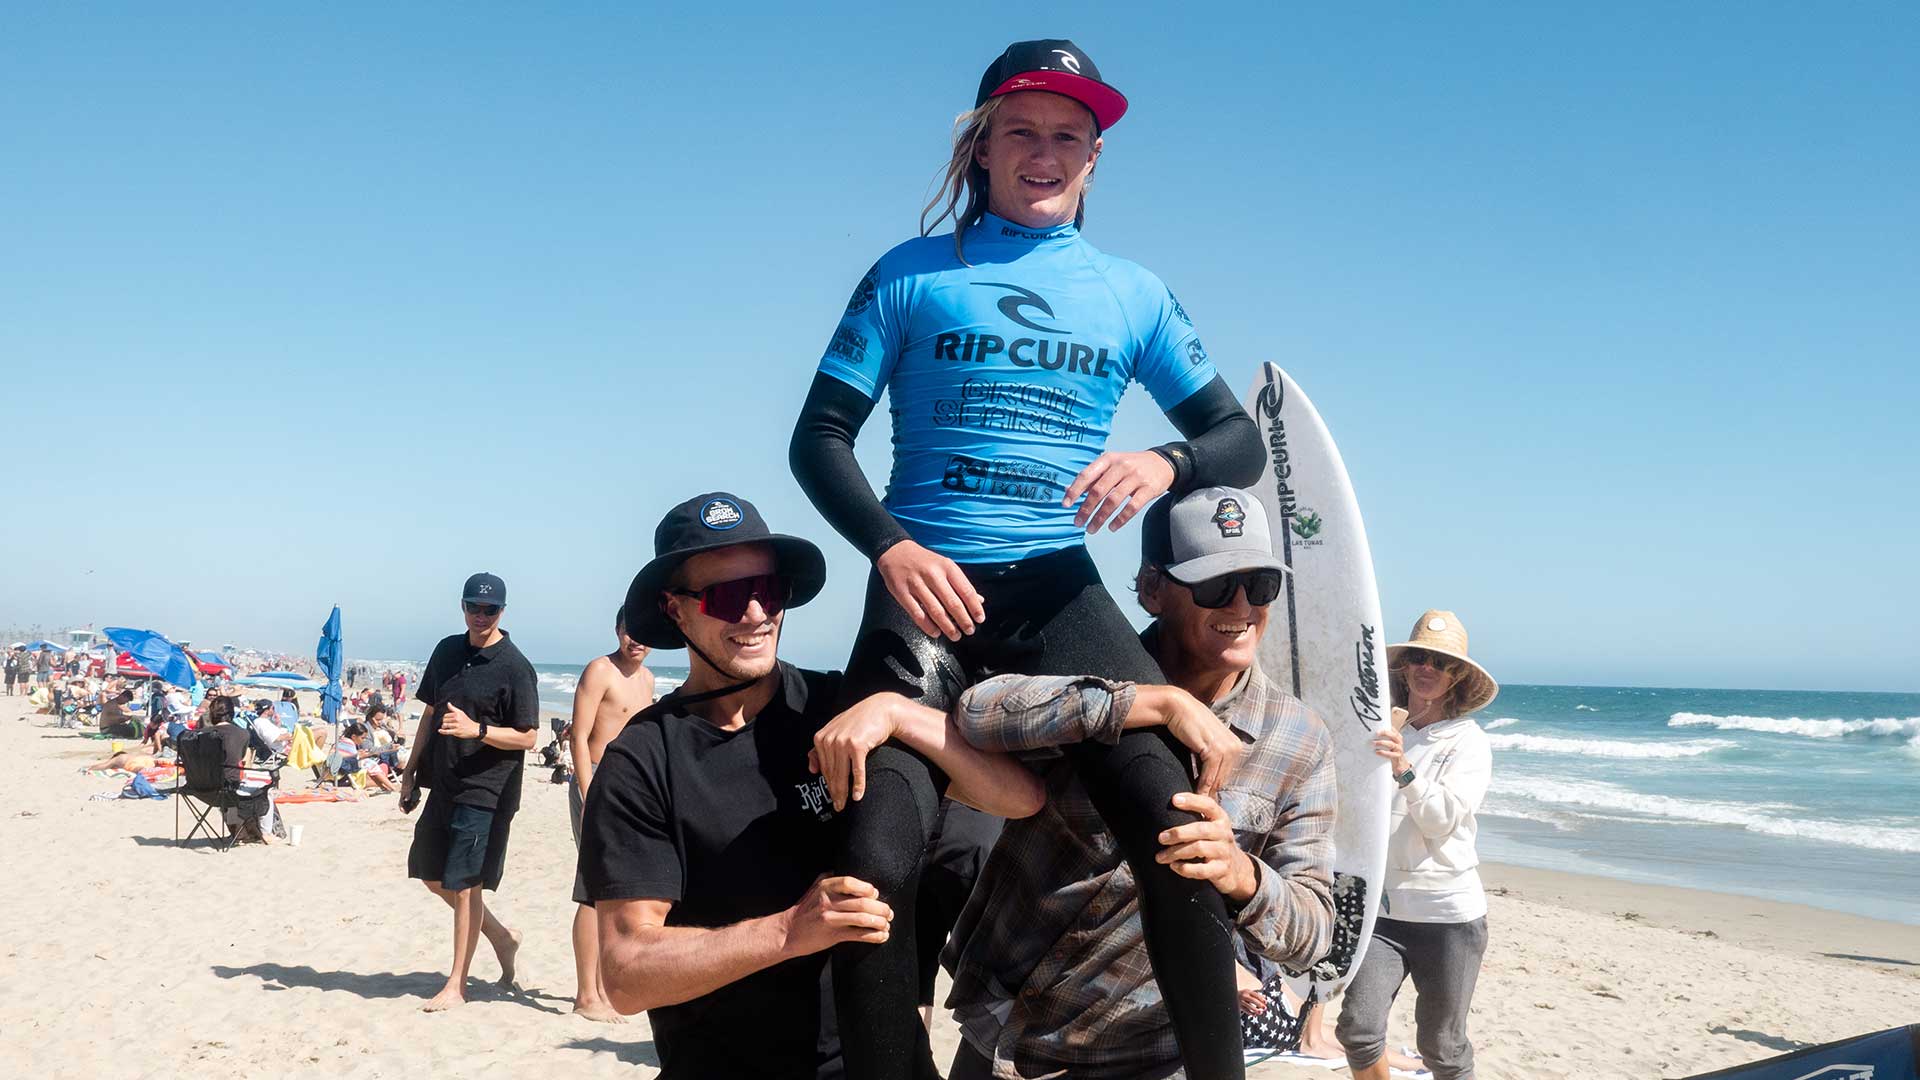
[1051,49,1082,74]
[700,499,744,530]
[1212,497,1246,538]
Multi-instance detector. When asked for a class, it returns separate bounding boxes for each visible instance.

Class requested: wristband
[1150,443,1195,493]
[476,720,489,743]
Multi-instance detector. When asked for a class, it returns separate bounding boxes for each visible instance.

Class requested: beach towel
[286,725,322,770]
[89,774,170,801]
[273,788,356,804]
[1675,1023,1918,1079]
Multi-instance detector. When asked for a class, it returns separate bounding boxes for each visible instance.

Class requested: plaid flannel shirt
[943,664,1336,1080]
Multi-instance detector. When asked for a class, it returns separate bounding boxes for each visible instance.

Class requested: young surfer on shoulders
[789,38,1265,1079]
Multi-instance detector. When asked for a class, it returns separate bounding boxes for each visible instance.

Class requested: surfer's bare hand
[1372,726,1408,773]
[876,540,984,642]
[1159,792,1260,901]
[1133,685,1246,797]
[1064,450,1174,533]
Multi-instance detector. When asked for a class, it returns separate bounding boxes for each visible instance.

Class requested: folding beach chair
[173,729,284,850]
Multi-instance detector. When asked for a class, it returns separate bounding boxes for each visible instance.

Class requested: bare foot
[572,1001,628,1024]
[493,928,522,988]
[421,984,466,1012]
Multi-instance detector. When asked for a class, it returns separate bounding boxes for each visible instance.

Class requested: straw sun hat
[1387,609,1499,716]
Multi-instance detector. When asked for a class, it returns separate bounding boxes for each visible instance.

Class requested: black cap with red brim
[976,39,1128,131]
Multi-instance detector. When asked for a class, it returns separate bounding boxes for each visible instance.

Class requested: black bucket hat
[976,39,1128,131]
[622,492,827,649]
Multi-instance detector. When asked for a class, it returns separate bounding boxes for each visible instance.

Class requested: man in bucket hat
[941,487,1338,1079]
[577,492,1043,1080]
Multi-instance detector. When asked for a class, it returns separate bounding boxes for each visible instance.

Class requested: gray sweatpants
[1336,915,1488,1080]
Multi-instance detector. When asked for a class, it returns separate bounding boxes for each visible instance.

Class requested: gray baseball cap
[1141,486,1289,582]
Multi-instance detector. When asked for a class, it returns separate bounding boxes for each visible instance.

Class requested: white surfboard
[1243,363,1392,1006]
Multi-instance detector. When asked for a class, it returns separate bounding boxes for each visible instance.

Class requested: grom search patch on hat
[700,498,743,530]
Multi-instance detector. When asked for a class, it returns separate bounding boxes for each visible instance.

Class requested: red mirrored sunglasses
[669,573,791,623]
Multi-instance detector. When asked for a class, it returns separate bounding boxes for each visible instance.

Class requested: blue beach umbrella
[234,671,327,691]
[24,639,67,652]
[315,606,343,728]
[100,627,199,690]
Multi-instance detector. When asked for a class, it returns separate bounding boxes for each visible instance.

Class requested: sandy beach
[4,692,1915,1080]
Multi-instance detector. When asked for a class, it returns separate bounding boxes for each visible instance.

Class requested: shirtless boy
[565,608,656,1022]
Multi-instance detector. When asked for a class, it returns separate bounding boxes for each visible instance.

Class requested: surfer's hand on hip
[876,540,984,642]
[1372,726,1408,774]
[1064,450,1174,533]
[1159,792,1260,901]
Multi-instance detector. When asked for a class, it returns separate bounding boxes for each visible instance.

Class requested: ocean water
[1475,685,1920,925]
[359,660,1919,925]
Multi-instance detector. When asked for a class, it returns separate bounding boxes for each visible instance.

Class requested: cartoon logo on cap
[701,499,743,530]
[1051,49,1082,74]
[1212,498,1246,538]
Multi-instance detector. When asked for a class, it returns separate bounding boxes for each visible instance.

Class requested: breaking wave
[1669,713,1920,740]
[1488,733,1735,760]
[1494,776,1920,854]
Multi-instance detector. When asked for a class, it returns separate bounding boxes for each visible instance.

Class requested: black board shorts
[407,791,514,891]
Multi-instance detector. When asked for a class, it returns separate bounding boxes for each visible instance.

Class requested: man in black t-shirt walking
[399,571,540,1012]
[579,492,1043,1080]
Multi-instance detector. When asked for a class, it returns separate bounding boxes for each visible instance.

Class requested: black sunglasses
[1170,568,1284,609]
[463,602,502,617]
[671,573,791,624]
[1399,648,1459,673]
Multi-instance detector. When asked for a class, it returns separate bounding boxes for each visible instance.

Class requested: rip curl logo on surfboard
[1212,497,1246,538]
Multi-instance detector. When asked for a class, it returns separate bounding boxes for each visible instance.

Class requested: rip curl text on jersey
[817,213,1216,562]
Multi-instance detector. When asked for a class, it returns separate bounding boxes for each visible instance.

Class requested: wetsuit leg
[832,570,963,1080]
[1020,548,1246,1079]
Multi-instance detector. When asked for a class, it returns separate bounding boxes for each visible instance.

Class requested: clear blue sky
[3,4,1915,691]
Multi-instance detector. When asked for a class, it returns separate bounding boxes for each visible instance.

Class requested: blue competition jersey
[817,213,1216,562]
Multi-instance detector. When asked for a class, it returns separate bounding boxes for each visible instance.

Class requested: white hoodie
[1384,716,1492,923]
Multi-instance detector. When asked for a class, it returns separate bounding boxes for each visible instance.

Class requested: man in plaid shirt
[944,487,1338,1079]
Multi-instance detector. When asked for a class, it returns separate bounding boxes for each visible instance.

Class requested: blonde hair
[920,96,1095,264]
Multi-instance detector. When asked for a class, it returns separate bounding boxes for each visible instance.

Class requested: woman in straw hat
[1336,610,1498,1080]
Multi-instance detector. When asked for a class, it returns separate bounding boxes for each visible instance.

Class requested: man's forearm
[954,674,1135,752]
[598,909,790,1015]
[478,724,538,751]
[888,698,1044,819]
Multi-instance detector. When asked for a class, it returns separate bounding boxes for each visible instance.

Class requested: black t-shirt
[580,662,846,1080]
[414,631,539,814]
[210,722,252,782]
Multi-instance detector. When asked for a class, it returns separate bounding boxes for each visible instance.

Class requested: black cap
[622,493,827,649]
[976,39,1128,131]
[462,572,506,606]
